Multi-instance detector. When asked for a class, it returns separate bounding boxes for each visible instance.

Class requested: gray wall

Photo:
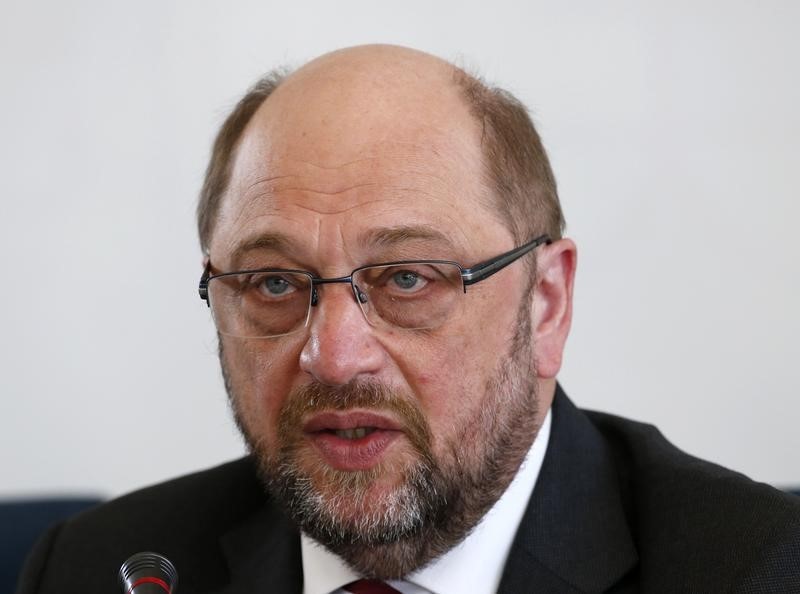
[2,0,798,497]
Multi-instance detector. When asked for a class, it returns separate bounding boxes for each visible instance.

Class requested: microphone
[118,551,178,594]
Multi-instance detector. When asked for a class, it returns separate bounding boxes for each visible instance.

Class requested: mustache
[278,380,433,457]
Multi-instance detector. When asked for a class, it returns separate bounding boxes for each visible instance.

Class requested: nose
[299,283,385,386]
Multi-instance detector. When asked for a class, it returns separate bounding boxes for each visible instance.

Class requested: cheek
[401,286,523,436]
[222,337,301,444]
[398,332,497,438]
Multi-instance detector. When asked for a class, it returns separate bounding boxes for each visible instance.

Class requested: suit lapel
[215,498,303,594]
[498,386,638,593]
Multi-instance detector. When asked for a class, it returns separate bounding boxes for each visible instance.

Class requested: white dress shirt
[302,410,551,594]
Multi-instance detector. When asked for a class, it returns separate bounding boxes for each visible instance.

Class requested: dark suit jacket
[16,387,800,593]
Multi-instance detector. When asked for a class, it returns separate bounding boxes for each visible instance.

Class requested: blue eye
[392,270,421,290]
[246,274,301,299]
[264,276,289,295]
[261,276,293,295]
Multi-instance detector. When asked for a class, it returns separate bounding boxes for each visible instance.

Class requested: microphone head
[118,551,178,594]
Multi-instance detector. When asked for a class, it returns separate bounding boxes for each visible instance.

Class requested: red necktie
[343,579,403,594]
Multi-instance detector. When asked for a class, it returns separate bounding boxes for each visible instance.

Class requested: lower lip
[307,430,402,471]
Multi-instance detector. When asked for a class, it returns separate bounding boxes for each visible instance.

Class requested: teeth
[334,427,375,439]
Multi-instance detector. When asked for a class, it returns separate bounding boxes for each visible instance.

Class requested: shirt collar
[302,410,551,594]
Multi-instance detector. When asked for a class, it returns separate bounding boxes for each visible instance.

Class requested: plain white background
[1,0,798,498]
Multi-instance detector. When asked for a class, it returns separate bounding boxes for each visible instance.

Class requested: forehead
[209,71,512,264]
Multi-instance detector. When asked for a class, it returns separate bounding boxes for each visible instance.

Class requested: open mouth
[303,410,402,435]
[302,411,404,470]
[328,427,379,439]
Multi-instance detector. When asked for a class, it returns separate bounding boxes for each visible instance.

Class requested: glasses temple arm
[461,234,551,287]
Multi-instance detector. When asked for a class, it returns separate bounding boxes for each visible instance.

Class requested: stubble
[222,303,541,579]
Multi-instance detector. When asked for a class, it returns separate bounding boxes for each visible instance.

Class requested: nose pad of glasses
[354,285,369,304]
[311,286,319,307]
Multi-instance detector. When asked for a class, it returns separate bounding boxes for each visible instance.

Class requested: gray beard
[221,305,541,579]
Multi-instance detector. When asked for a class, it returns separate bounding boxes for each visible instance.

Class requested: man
[17,45,800,593]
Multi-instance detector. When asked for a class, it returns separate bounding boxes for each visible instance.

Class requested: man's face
[207,49,548,577]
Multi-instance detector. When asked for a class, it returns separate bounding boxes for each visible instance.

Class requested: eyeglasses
[198,234,551,339]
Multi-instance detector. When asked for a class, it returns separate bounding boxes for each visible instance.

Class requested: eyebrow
[227,232,297,268]
[224,224,458,271]
[360,225,455,251]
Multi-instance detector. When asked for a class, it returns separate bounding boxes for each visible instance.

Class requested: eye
[354,263,461,304]
[260,275,294,296]
[390,269,426,292]
[241,272,305,300]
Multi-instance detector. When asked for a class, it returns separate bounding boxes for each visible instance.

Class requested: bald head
[197,44,563,252]
[269,45,465,123]
[246,45,477,167]
[275,44,460,114]
[236,45,481,179]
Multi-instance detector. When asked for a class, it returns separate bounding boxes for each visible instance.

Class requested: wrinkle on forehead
[224,138,483,222]
[286,155,381,170]
[235,139,473,190]
[252,180,383,200]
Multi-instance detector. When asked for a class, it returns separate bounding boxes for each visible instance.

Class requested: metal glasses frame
[198,233,551,312]
[198,234,551,307]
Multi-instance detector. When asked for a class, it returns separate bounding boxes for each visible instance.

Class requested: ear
[531,238,577,379]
